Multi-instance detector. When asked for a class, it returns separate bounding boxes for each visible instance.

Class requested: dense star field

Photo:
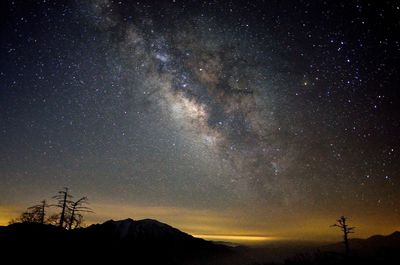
[0,0,399,241]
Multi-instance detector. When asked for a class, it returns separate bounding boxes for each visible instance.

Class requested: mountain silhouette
[2,220,399,265]
[0,219,230,265]
[86,218,195,241]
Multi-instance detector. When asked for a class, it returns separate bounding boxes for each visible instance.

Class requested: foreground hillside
[0,219,233,265]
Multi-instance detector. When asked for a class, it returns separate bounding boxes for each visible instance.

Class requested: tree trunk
[344,229,349,255]
[59,189,68,228]
[40,201,45,224]
[68,206,75,230]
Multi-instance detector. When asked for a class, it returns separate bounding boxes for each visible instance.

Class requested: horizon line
[193,234,279,242]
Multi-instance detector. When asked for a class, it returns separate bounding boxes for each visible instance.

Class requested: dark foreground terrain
[0,219,234,265]
[0,219,399,265]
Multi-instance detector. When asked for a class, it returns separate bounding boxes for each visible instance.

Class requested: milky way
[85,0,304,206]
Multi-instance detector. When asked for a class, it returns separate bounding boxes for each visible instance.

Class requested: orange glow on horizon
[1,202,399,244]
[193,234,279,242]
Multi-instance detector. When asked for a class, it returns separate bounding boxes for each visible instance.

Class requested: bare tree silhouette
[9,188,93,229]
[9,199,49,224]
[331,216,355,255]
[67,196,93,230]
[27,200,50,224]
[8,212,35,224]
[53,187,73,228]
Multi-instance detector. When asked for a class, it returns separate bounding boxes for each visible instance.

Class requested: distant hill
[321,231,400,253]
[284,231,400,265]
[0,219,231,265]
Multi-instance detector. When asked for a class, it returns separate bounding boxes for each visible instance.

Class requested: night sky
[1,0,399,242]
